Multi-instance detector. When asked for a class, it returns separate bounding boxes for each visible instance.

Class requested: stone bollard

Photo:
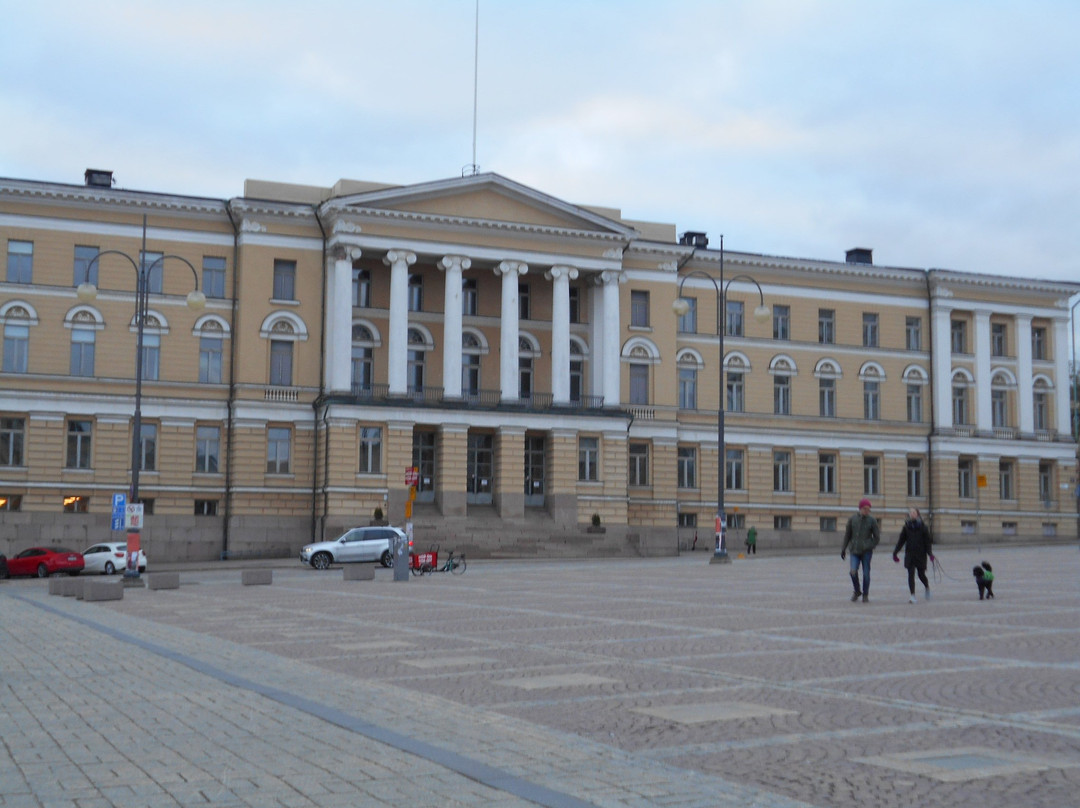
[241,569,273,586]
[83,580,124,602]
[344,564,375,581]
[60,577,83,598]
[48,577,65,596]
[146,572,181,590]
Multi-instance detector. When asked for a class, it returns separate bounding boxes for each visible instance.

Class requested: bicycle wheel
[450,555,466,575]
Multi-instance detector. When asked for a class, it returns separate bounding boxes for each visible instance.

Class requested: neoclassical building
[1,170,1077,560]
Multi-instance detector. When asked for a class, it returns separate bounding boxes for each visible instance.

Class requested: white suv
[300,526,407,570]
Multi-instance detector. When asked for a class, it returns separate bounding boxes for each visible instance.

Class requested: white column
[495,261,527,401]
[546,265,578,403]
[1053,316,1072,435]
[439,255,470,399]
[601,270,622,407]
[974,309,992,432]
[325,247,359,394]
[931,305,952,430]
[384,249,416,395]
[1015,314,1034,434]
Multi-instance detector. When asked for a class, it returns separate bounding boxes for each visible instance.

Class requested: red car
[6,547,85,578]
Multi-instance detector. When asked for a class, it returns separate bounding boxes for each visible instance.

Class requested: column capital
[330,245,361,262]
[384,250,417,268]
[599,269,625,285]
[495,260,528,278]
[545,265,578,282]
[438,255,472,273]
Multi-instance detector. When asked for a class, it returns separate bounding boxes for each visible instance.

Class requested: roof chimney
[679,231,709,248]
[845,247,873,265]
[84,169,113,188]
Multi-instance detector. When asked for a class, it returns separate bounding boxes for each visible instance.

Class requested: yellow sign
[404,500,413,519]
[977,474,987,488]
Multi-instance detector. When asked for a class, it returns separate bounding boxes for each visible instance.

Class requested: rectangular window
[952,386,969,425]
[958,458,974,499]
[138,423,157,472]
[141,251,164,294]
[678,512,697,529]
[819,452,836,494]
[677,446,697,489]
[353,269,371,307]
[140,333,160,381]
[628,442,649,487]
[273,259,296,300]
[991,389,1008,428]
[774,515,792,530]
[202,256,226,299]
[1033,392,1048,431]
[862,313,878,347]
[578,436,599,481]
[629,363,649,405]
[0,494,23,511]
[66,419,92,469]
[772,305,790,340]
[677,297,697,333]
[773,450,791,492]
[518,282,531,320]
[1031,326,1047,360]
[991,322,1007,357]
[568,286,581,323]
[1038,461,1053,504]
[726,372,744,412]
[462,278,478,316]
[408,274,423,311]
[3,324,29,373]
[725,448,744,490]
[630,290,650,327]
[863,455,880,495]
[6,240,33,283]
[0,417,26,466]
[63,495,89,513]
[70,329,95,377]
[819,378,835,417]
[907,457,923,497]
[999,459,1014,500]
[863,381,880,420]
[773,375,791,415]
[1001,521,1017,536]
[266,427,291,474]
[820,516,837,532]
[199,336,223,384]
[961,520,977,534]
[1042,522,1057,537]
[73,245,99,287]
[950,320,967,353]
[195,425,220,473]
[359,426,382,474]
[194,499,218,516]
[678,367,697,410]
[905,316,922,351]
[270,340,293,386]
[726,300,744,337]
[907,384,923,422]
[818,309,835,344]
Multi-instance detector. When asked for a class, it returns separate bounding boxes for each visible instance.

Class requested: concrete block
[241,568,273,586]
[146,572,180,590]
[83,580,123,602]
[48,577,64,596]
[60,577,83,597]
[343,564,375,581]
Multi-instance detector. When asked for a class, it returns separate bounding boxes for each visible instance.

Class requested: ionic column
[931,304,952,430]
[439,255,471,399]
[384,250,416,395]
[601,270,623,407]
[974,309,992,432]
[325,246,359,393]
[495,261,527,400]
[546,265,578,403]
[1053,316,1072,435]
[1015,314,1034,434]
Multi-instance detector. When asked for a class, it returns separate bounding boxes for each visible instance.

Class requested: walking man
[841,498,880,602]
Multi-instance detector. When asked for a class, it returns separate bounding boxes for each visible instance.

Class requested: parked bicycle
[410,543,466,576]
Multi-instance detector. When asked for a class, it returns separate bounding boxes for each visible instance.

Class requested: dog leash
[930,555,964,583]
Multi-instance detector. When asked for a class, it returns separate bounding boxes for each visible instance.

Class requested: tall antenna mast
[463,0,480,176]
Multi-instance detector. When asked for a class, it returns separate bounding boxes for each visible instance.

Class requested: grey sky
[1,0,1078,289]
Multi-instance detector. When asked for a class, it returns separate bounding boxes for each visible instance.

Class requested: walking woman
[893,507,934,603]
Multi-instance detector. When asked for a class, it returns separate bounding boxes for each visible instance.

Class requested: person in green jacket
[841,498,880,603]
[745,526,757,555]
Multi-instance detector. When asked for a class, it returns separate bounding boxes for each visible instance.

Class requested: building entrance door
[524,435,545,506]
[467,433,493,504]
[412,431,435,503]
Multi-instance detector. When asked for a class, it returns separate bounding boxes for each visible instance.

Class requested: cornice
[928,268,1080,297]
[0,177,226,216]
[228,197,317,221]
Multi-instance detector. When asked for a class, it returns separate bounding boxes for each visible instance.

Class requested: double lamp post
[673,236,769,563]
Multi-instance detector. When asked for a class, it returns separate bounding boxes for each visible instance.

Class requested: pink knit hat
[858,498,872,510]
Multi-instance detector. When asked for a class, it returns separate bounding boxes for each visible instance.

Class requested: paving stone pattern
[1,545,1078,807]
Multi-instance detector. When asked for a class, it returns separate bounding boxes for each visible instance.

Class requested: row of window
[0,493,220,515]
[676,510,1060,536]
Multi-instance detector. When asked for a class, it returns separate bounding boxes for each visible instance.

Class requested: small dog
[972,561,995,600]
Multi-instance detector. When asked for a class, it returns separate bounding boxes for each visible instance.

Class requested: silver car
[300,526,406,570]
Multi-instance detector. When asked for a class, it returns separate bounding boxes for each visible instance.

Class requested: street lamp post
[78,217,205,579]
[673,236,768,564]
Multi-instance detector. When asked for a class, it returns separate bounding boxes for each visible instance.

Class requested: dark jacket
[842,513,880,556]
[893,518,932,569]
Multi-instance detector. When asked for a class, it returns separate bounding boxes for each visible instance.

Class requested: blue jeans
[849,550,872,595]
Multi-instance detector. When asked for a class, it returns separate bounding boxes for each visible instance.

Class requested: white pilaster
[325,248,359,394]
[974,309,992,432]
[384,249,416,395]
[931,305,952,430]
[1015,314,1033,434]
[439,255,470,399]
[495,261,527,401]
[546,265,578,403]
[1053,316,1072,435]
[601,270,623,407]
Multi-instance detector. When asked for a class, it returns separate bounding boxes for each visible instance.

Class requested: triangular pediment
[325,173,636,237]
